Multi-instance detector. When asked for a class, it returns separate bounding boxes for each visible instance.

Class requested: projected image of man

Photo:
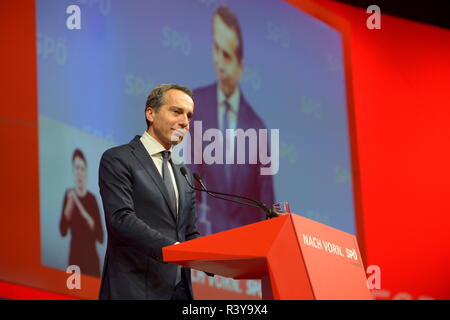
[192,5,275,234]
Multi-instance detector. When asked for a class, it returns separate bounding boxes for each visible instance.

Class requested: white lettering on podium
[322,240,344,257]
[302,234,322,249]
[302,234,347,258]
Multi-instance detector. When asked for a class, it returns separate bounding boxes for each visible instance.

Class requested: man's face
[212,15,243,98]
[146,89,194,149]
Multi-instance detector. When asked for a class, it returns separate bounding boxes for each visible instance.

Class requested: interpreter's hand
[71,190,95,230]
[64,189,75,220]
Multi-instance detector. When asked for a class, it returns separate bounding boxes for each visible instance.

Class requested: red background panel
[0,281,77,300]
[0,0,38,122]
[0,0,99,300]
[310,0,450,299]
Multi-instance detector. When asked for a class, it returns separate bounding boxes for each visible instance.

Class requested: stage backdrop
[1,0,359,300]
[36,0,355,299]
[2,0,449,300]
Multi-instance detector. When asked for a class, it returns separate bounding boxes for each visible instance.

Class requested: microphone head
[180,167,188,176]
[193,173,202,182]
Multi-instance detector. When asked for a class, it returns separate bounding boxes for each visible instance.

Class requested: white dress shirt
[140,131,179,213]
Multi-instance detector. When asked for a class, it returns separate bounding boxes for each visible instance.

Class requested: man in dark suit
[191,5,275,234]
[98,84,200,300]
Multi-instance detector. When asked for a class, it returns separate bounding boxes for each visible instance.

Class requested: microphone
[193,173,279,219]
[193,173,207,190]
[180,167,278,219]
[180,167,261,210]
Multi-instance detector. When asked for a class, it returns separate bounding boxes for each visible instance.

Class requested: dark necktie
[161,150,181,285]
[223,100,233,189]
[223,100,232,133]
[161,150,177,215]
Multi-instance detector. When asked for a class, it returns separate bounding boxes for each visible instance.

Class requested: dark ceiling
[335,0,450,29]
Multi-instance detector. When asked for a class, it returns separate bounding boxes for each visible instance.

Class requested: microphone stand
[180,168,279,219]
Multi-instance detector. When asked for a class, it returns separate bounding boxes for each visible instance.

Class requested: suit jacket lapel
[129,136,178,222]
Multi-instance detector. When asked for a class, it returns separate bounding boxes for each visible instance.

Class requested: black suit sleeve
[99,150,175,260]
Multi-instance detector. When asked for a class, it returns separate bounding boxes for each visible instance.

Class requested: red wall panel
[310,0,450,299]
[0,0,38,122]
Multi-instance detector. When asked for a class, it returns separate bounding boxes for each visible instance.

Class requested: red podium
[163,214,372,300]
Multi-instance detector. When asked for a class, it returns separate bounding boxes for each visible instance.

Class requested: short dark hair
[214,5,243,63]
[145,83,193,127]
[72,148,87,166]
